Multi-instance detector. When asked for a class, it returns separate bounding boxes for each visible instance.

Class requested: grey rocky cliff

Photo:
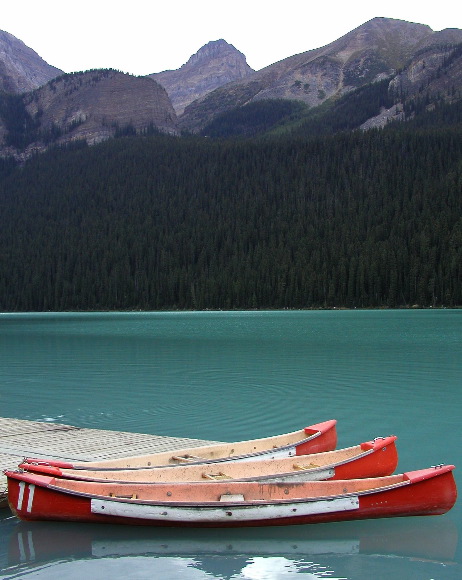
[150,39,254,115]
[0,70,179,159]
[0,30,62,93]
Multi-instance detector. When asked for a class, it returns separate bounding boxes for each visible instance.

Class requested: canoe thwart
[202,472,231,480]
[171,455,204,463]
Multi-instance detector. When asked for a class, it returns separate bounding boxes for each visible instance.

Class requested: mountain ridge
[179,17,462,132]
[1,17,462,157]
[0,20,461,311]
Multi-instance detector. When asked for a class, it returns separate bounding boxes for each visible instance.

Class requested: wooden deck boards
[0,417,216,508]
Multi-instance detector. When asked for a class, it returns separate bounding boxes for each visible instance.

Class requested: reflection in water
[1,556,343,580]
[3,517,459,579]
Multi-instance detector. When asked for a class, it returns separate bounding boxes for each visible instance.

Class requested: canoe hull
[20,436,398,484]
[23,419,338,470]
[6,466,457,528]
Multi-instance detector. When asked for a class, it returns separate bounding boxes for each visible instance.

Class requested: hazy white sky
[2,1,460,76]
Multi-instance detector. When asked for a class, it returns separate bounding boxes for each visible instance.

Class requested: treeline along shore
[0,121,461,311]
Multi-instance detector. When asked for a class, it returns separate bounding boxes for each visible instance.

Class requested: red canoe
[5,464,456,527]
[22,419,337,470]
[20,436,398,484]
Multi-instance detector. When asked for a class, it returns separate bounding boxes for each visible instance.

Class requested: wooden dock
[0,417,216,509]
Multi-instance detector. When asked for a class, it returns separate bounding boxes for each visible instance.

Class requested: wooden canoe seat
[292,463,319,470]
[171,454,204,462]
[202,472,231,480]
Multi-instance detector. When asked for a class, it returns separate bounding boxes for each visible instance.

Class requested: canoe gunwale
[41,479,409,508]
[70,433,318,470]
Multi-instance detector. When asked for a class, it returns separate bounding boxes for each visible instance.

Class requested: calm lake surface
[0,310,461,579]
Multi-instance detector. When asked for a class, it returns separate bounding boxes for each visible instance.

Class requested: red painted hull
[6,465,457,528]
[296,419,338,455]
[332,437,398,480]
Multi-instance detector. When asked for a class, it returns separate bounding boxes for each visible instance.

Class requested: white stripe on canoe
[26,484,35,513]
[91,496,359,523]
[17,481,25,511]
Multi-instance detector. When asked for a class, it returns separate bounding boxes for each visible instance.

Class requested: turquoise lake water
[0,310,461,579]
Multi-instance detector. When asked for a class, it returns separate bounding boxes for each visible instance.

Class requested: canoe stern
[297,419,337,455]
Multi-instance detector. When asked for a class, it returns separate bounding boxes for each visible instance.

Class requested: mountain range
[1,19,461,311]
[1,17,462,159]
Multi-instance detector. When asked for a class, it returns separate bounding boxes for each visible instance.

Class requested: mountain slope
[390,37,462,103]
[179,18,462,132]
[0,69,179,158]
[0,30,62,93]
[150,39,253,115]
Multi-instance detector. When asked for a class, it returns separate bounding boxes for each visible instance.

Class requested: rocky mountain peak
[187,39,244,65]
[150,39,254,115]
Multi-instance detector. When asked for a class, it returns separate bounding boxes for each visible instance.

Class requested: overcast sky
[2,1,460,76]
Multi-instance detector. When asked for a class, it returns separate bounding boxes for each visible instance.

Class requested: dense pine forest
[0,119,461,311]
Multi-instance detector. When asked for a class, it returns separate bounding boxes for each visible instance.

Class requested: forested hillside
[0,124,461,311]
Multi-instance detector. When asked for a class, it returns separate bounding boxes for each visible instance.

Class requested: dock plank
[0,418,77,436]
[0,417,217,508]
